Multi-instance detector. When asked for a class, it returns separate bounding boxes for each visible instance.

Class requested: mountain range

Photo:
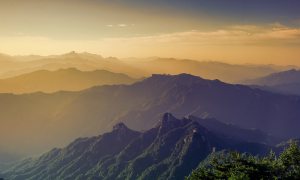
[0,68,141,94]
[126,58,298,83]
[0,113,282,180]
[0,52,150,79]
[1,52,298,83]
[242,69,300,86]
[241,69,300,96]
[3,51,106,62]
[1,73,300,159]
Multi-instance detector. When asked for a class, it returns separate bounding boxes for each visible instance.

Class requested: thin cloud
[102,26,300,46]
[227,25,265,31]
[270,22,285,27]
[118,24,127,27]
[107,25,113,27]
[2,24,300,57]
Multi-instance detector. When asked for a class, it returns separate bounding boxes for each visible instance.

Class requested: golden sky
[1,0,300,65]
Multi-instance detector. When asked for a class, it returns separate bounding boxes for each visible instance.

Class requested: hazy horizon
[1,1,300,179]
[1,51,300,67]
[1,0,300,66]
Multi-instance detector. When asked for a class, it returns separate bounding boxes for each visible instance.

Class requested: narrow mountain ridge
[1,113,281,180]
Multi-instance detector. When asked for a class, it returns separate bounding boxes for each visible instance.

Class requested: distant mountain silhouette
[127,58,298,83]
[242,69,300,96]
[58,51,119,63]
[243,63,299,72]
[9,51,105,62]
[242,69,300,86]
[1,52,298,81]
[0,55,150,79]
[0,68,140,94]
[0,63,98,79]
[0,113,280,180]
[0,54,14,62]
[12,54,55,61]
[1,74,300,157]
[121,56,160,62]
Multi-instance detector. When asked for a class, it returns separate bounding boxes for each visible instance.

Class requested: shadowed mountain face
[247,83,300,97]
[1,73,300,157]
[88,74,300,139]
[0,68,140,94]
[0,113,279,180]
[188,115,281,146]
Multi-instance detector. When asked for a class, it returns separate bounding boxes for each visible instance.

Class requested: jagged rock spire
[113,122,128,131]
[154,113,192,137]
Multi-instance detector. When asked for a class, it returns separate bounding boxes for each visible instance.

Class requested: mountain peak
[59,51,79,58]
[113,122,128,131]
[287,68,297,72]
[112,122,140,142]
[157,113,177,126]
[154,113,193,137]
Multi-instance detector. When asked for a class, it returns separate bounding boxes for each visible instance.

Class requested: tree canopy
[186,141,300,180]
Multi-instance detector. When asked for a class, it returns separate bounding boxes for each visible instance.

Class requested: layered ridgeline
[0,113,280,180]
[241,69,300,96]
[0,68,142,94]
[1,51,298,82]
[126,58,298,83]
[0,52,149,79]
[0,54,14,62]
[242,69,300,86]
[2,73,300,159]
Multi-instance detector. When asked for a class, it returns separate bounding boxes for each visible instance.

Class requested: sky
[1,0,300,65]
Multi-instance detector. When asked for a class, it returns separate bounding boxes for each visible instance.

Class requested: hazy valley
[0,113,286,180]
[2,1,300,178]
[1,50,300,179]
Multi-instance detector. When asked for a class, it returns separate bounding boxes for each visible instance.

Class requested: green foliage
[186,141,300,180]
[280,141,300,179]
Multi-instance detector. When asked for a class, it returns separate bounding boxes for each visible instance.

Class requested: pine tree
[186,141,300,180]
